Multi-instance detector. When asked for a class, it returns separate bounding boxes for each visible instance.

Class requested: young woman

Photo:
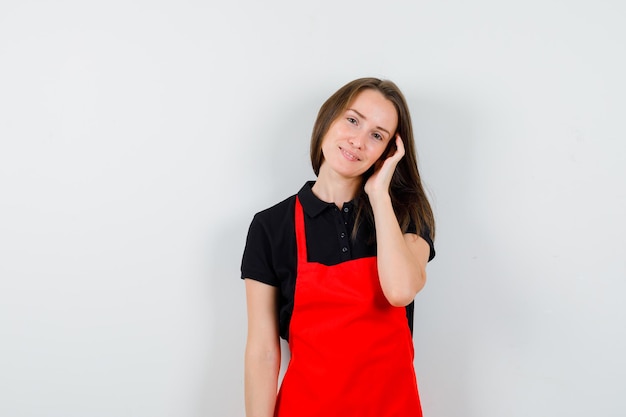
[241,77,436,417]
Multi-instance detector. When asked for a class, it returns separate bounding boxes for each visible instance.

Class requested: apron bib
[275,197,422,417]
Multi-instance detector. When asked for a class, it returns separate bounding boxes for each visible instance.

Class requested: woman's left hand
[364,134,405,199]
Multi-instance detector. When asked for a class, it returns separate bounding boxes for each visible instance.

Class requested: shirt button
[343,207,349,212]
[340,232,346,238]
[341,247,348,253]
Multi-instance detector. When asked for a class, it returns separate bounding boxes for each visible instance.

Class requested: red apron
[275,197,422,417]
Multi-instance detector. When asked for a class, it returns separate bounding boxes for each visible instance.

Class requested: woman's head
[310,77,434,239]
[316,88,398,180]
[310,78,417,181]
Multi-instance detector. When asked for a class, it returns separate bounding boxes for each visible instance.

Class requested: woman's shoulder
[249,193,297,236]
[254,194,295,220]
[251,182,313,227]
[242,193,298,285]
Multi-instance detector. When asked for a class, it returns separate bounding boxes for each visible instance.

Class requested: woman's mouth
[340,147,360,161]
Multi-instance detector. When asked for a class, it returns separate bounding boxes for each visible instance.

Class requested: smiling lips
[340,146,361,161]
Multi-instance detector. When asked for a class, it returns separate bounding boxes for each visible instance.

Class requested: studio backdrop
[1,1,624,416]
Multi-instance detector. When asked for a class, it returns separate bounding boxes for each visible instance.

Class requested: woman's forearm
[244,279,281,417]
[370,194,427,307]
[245,341,280,417]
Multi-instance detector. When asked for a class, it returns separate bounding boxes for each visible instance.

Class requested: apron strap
[294,197,308,265]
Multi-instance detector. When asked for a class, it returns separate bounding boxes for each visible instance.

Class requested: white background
[1,1,625,416]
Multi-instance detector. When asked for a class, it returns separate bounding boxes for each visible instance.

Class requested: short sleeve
[240,214,280,286]
[421,230,436,262]
[406,220,436,262]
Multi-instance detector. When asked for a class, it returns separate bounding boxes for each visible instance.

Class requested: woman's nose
[348,133,364,148]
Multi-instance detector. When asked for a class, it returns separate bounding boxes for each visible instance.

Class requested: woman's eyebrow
[347,108,391,136]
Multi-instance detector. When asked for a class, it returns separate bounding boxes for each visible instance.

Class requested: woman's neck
[311,167,362,207]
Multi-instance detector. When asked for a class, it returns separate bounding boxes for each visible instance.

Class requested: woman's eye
[347,117,357,124]
[373,133,382,140]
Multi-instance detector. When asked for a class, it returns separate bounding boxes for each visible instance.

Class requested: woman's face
[319,89,398,180]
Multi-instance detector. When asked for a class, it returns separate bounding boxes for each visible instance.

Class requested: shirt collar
[297,181,355,218]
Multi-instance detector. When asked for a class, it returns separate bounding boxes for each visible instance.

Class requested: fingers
[379,136,404,173]
[392,134,405,160]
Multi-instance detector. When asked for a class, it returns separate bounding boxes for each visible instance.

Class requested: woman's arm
[244,278,281,417]
[365,135,431,307]
[370,196,430,306]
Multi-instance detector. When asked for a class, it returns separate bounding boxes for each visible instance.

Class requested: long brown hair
[310,77,435,241]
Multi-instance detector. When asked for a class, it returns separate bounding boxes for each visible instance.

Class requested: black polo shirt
[241,181,435,340]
